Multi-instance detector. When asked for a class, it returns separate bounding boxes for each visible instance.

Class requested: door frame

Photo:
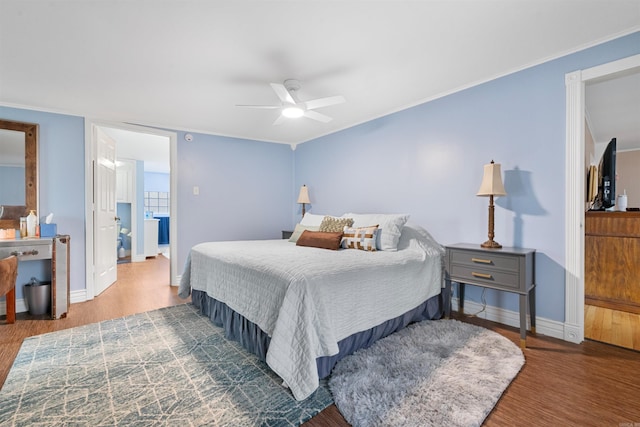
[93,126,118,295]
[564,53,640,343]
[85,119,179,299]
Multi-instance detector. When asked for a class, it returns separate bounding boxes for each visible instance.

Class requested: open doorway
[85,120,178,300]
[583,68,640,350]
[564,53,640,345]
[104,127,170,262]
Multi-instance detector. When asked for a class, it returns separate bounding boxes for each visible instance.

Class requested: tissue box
[40,223,57,237]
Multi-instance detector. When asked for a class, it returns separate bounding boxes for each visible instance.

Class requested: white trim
[169,129,179,285]
[564,70,585,343]
[85,119,180,296]
[0,298,27,315]
[70,289,87,304]
[0,290,86,315]
[564,54,640,344]
[451,298,565,341]
[84,121,96,300]
[2,293,561,339]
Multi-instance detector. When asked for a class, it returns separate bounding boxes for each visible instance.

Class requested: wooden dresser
[585,211,640,314]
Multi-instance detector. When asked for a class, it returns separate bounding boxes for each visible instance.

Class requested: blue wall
[294,32,640,323]
[176,132,293,268]
[1,32,638,324]
[144,171,170,192]
[0,107,85,299]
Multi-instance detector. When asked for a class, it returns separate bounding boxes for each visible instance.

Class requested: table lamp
[477,160,507,248]
[297,185,311,217]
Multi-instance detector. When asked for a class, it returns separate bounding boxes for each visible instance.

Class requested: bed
[178,219,447,400]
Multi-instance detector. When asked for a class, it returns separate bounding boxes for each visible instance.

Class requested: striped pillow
[342,225,379,251]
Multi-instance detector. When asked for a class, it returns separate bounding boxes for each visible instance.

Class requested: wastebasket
[24,277,51,316]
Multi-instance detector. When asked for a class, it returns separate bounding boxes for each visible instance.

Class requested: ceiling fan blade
[270,83,295,104]
[304,110,332,123]
[236,104,280,109]
[273,114,288,126]
[304,95,345,110]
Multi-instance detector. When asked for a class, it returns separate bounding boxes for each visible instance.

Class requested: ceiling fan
[237,79,346,125]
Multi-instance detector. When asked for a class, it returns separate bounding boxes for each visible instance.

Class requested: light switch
[193,186,199,195]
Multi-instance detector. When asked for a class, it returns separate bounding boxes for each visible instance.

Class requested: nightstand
[445,243,536,349]
[282,230,293,240]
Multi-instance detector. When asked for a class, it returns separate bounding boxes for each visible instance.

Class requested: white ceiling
[1,1,639,147]
[103,127,170,174]
[586,69,640,151]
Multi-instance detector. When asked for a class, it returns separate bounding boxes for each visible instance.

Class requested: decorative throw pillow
[342,225,379,251]
[319,216,354,233]
[296,230,343,250]
[299,213,326,227]
[342,213,410,251]
[288,224,320,243]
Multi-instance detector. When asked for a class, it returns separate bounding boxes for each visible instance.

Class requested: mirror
[0,119,38,230]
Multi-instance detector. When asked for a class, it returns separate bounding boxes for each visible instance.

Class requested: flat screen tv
[592,138,616,211]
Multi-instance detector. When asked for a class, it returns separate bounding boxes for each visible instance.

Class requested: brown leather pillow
[296,230,343,250]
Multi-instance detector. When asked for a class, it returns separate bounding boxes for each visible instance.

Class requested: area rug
[329,319,525,427]
[0,304,332,426]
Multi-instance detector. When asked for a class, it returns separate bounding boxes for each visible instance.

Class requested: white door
[94,127,118,295]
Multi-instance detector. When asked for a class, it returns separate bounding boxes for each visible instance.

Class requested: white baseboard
[1,298,29,314]
[1,289,88,315]
[451,297,565,340]
[70,289,87,304]
[1,292,563,340]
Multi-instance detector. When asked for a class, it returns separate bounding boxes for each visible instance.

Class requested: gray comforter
[179,222,444,400]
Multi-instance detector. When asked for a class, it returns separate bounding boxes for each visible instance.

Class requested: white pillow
[300,213,327,227]
[288,224,320,243]
[342,213,410,251]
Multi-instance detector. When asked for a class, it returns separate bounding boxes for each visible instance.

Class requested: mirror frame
[0,119,38,230]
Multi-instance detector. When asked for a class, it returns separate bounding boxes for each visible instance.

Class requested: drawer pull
[472,272,493,279]
[10,250,39,257]
[471,257,492,264]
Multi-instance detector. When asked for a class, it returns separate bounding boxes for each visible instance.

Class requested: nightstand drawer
[450,264,520,290]
[445,243,536,349]
[450,249,519,272]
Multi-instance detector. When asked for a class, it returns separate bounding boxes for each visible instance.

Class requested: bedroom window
[144,191,170,215]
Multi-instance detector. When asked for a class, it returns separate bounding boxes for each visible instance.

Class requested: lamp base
[481,239,502,249]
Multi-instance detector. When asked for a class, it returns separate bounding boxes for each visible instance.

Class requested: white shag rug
[329,319,524,427]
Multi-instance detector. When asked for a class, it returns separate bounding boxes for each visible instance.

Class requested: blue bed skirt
[191,288,446,379]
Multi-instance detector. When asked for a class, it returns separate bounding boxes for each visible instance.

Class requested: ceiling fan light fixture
[282,106,304,118]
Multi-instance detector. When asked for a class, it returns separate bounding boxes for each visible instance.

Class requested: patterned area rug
[0,304,332,426]
[329,319,525,427]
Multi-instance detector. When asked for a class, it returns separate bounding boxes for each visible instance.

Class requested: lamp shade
[477,161,507,197]
[297,185,311,204]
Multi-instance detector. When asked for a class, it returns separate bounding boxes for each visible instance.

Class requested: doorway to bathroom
[86,120,178,299]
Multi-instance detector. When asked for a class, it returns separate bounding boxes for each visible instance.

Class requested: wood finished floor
[585,304,640,351]
[2,257,640,426]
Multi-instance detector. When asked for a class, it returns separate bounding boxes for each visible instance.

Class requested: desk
[0,235,70,319]
[445,243,535,349]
